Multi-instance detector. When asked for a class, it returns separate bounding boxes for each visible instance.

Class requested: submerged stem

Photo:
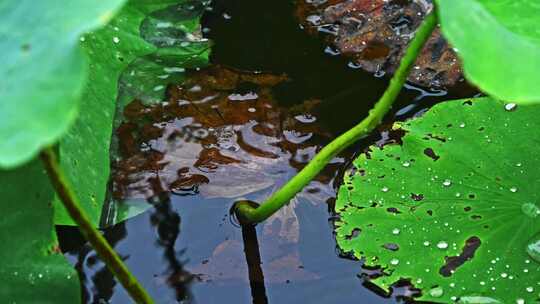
[234,12,437,224]
[40,147,155,304]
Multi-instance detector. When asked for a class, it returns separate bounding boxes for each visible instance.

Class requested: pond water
[57,0,475,303]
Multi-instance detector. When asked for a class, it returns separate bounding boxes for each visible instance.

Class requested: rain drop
[402,161,411,167]
[390,258,399,265]
[429,286,443,298]
[505,103,517,111]
[392,228,400,235]
[521,203,540,218]
[443,179,452,187]
[510,187,518,193]
[526,232,540,263]
[526,286,534,293]
[437,241,449,249]
[113,36,120,44]
[457,296,502,304]
[382,187,389,192]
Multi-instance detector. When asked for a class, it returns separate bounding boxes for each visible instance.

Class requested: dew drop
[443,179,452,187]
[505,103,517,111]
[113,36,120,44]
[510,187,518,193]
[423,241,430,246]
[526,286,534,293]
[382,186,389,192]
[437,241,449,249]
[516,299,525,304]
[457,296,502,304]
[521,203,540,218]
[390,258,399,265]
[402,162,411,168]
[392,228,400,235]
[429,286,443,298]
[460,123,466,128]
[526,233,540,263]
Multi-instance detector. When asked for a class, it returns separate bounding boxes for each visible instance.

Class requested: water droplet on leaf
[505,103,517,111]
[457,296,502,304]
[429,286,444,298]
[437,241,448,249]
[526,233,540,263]
[521,203,540,218]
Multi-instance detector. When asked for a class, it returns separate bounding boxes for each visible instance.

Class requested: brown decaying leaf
[295,0,462,88]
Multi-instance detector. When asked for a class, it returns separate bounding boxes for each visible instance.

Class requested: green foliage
[54,0,210,225]
[436,0,540,104]
[0,160,80,303]
[0,0,126,168]
[335,97,540,303]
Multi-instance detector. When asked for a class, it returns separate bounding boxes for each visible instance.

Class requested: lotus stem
[234,12,438,224]
[40,147,155,304]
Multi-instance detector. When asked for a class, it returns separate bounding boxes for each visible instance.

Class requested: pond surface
[58,0,475,303]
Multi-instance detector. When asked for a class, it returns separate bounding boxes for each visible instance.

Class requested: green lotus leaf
[0,0,126,168]
[335,97,540,303]
[0,160,80,303]
[436,0,540,103]
[54,0,210,226]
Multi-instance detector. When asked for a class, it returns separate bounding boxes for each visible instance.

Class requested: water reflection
[57,0,478,302]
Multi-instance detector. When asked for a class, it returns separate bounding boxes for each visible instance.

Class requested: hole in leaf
[382,243,400,251]
[345,228,362,240]
[439,236,481,277]
[410,193,424,201]
[386,207,401,214]
[423,148,440,161]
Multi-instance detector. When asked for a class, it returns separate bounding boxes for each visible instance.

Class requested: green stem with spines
[40,147,155,304]
[234,12,438,224]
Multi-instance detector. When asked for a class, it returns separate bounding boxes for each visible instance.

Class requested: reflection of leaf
[189,239,320,284]
[0,161,80,302]
[335,97,540,303]
[264,198,301,244]
[436,0,540,103]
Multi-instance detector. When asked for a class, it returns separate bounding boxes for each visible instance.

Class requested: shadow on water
[57,0,477,303]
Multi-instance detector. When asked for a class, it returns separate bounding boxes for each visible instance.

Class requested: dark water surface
[58,0,476,303]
